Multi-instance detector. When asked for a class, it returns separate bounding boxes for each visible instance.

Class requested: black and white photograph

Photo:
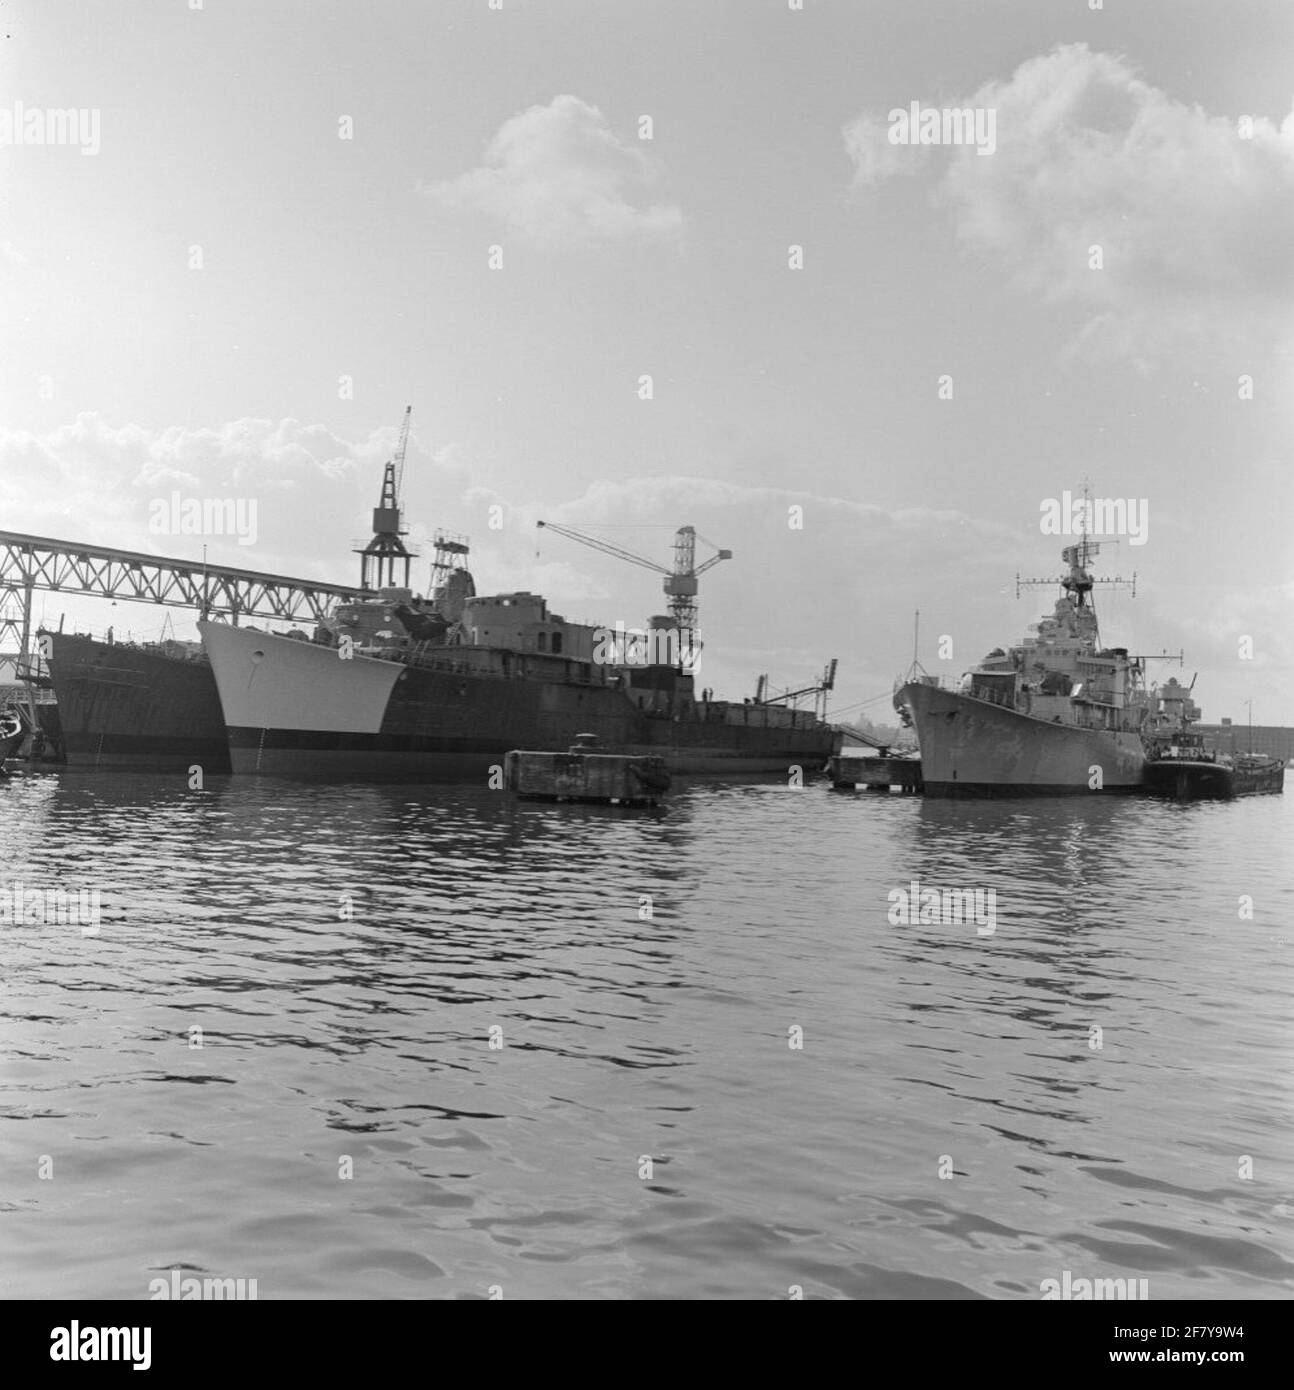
[0,0,1290,1348]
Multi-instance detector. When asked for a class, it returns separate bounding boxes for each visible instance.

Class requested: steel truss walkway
[0,530,367,626]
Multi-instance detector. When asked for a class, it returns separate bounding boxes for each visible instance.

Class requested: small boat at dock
[0,710,26,773]
[506,734,671,807]
[828,750,923,793]
[1227,753,1287,795]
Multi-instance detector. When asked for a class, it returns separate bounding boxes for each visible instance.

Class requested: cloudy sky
[2,0,1292,723]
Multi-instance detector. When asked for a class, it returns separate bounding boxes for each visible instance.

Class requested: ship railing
[384,640,611,689]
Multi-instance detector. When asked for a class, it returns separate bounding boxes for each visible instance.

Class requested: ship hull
[46,634,231,773]
[1143,757,1286,800]
[900,680,1145,796]
[201,622,833,781]
[1143,759,1233,800]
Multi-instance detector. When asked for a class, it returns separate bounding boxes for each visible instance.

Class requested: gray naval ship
[196,456,837,781]
[894,536,1158,796]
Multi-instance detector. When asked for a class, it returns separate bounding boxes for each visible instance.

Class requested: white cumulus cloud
[423,95,683,248]
[0,414,458,578]
[845,44,1294,361]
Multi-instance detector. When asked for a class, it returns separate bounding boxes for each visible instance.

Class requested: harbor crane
[755,659,839,722]
[535,522,732,635]
[392,405,412,499]
[356,406,415,591]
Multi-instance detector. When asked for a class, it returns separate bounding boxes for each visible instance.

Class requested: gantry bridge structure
[0,529,368,683]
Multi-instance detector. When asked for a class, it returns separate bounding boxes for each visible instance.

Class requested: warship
[894,536,1155,796]
[198,412,837,781]
[198,545,837,781]
[45,632,231,772]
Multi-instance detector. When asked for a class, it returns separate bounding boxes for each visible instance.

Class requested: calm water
[2,770,1291,1300]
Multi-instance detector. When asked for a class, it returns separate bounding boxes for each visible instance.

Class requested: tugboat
[1143,680,1285,799]
[1141,678,1229,799]
[894,535,1151,795]
[1143,744,1284,800]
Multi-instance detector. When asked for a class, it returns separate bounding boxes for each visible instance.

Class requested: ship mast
[1016,481,1136,638]
[901,608,928,682]
[1066,480,1100,618]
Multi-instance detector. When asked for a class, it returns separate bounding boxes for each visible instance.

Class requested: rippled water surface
[2,770,1291,1299]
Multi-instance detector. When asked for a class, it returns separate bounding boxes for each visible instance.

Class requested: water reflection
[1,773,1290,1298]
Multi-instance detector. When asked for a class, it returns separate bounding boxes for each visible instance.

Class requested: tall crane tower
[535,521,732,636]
[356,406,415,591]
